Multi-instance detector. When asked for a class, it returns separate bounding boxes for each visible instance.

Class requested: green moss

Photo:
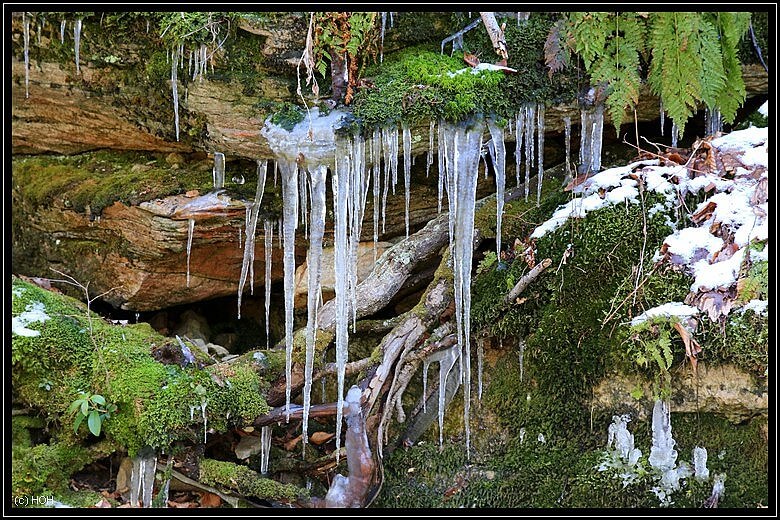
[698,309,768,377]
[12,277,272,458]
[269,102,305,131]
[199,458,309,503]
[11,416,46,448]
[12,152,214,215]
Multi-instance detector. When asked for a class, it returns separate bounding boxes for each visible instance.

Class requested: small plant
[67,392,117,436]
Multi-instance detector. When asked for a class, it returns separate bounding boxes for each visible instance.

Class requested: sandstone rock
[592,363,767,423]
[234,434,263,460]
[172,310,211,344]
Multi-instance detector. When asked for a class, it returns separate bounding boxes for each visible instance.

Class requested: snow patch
[739,299,768,316]
[12,301,50,337]
[631,303,699,326]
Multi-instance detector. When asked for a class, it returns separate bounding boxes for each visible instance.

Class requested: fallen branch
[503,258,552,304]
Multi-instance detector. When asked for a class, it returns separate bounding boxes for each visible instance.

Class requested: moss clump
[12,277,270,460]
[12,152,214,215]
[199,458,309,504]
[269,101,305,131]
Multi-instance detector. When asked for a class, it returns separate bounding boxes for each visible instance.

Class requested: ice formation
[23,14,30,99]
[579,104,604,174]
[536,104,545,204]
[186,219,195,287]
[129,450,157,508]
[264,219,273,348]
[260,425,272,474]
[441,119,484,456]
[302,164,328,451]
[237,161,267,319]
[171,46,180,142]
[402,123,412,237]
[74,19,82,74]
[487,120,506,257]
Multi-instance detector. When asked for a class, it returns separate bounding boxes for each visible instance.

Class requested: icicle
[487,119,506,257]
[590,104,603,173]
[514,110,525,188]
[372,128,382,262]
[437,120,446,213]
[693,446,710,481]
[426,120,435,178]
[23,13,30,99]
[660,100,665,137]
[74,19,82,75]
[579,105,604,174]
[333,137,351,462]
[380,12,387,63]
[381,127,391,233]
[212,152,225,189]
[273,160,278,187]
[518,339,525,382]
[237,161,267,319]
[186,219,195,287]
[536,103,545,205]
[190,49,195,80]
[179,43,184,70]
[299,167,309,239]
[524,104,536,201]
[36,21,41,46]
[146,19,150,34]
[189,405,196,421]
[422,360,430,413]
[441,119,484,457]
[171,47,180,142]
[563,116,572,182]
[437,345,460,447]
[402,123,412,238]
[349,134,369,330]
[279,159,299,420]
[705,107,722,136]
[649,400,677,471]
[130,450,157,508]
[260,425,272,474]
[60,19,66,44]
[200,400,208,444]
[159,457,173,508]
[477,338,484,401]
[302,165,328,454]
[264,219,273,349]
[671,121,679,148]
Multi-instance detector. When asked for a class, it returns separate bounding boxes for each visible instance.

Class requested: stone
[592,363,768,423]
[206,343,230,357]
[234,434,263,460]
[173,310,211,344]
[114,457,134,501]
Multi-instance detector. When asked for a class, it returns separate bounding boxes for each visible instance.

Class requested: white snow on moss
[739,299,768,316]
[630,302,700,326]
[12,301,50,337]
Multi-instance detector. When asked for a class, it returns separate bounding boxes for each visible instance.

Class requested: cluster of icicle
[167,42,212,142]
[21,15,83,99]
[598,400,724,507]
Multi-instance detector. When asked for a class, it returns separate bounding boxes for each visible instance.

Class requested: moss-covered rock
[199,458,309,504]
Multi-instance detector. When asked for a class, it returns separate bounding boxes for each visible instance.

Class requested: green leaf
[80,400,89,416]
[88,410,102,436]
[630,385,644,400]
[67,399,83,415]
[73,412,85,433]
[91,394,106,406]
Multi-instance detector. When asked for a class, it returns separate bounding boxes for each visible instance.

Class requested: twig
[503,258,552,304]
[621,137,709,176]
[602,263,659,326]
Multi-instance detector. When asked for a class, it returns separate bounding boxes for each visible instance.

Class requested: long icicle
[437,120,446,213]
[302,165,328,454]
[372,128,382,262]
[279,159,299,420]
[536,103,545,205]
[23,13,30,99]
[514,110,525,188]
[427,120,435,178]
[264,219,273,349]
[171,46,180,142]
[74,18,82,75]
[186,219,195,287]
[563,116,572,182]
[349,134,369,330]
[333,136,351,463]
[524,103,535,200]
[402,123,412,238]
[487,119,506,257]
[237,161,267,319]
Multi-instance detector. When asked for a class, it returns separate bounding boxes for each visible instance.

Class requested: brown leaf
[310,431,335,445]
[185,189,199,198]
[93,498,112,508]
[672,321,702,375]
[692,201,717,225]
[199,492,222,508]
[751,177,768,206]
[463,52,480,67]
[443,475,468,500]
[564,172,591,191]
[284,434,303,451]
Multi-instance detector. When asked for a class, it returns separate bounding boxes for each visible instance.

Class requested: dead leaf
[564,172,591,191]
[310,431,335,445]
[515,296,527,305]
[93,498,112,508]
[443,475,468,500]
[692,201,717,225]
[199,492,222,508]
[751,177,768,205]
[284,434,303,451]
[185,189,199,198]
[672,321,702,375]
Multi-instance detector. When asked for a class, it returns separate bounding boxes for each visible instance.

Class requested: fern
[647,12,703,138]
[543,19,570,78]
[568,12,645,132]
[711,12,751,123]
